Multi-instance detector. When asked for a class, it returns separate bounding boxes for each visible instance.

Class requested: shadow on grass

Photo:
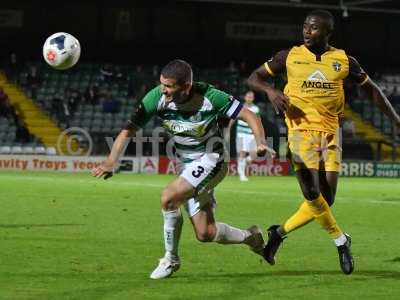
[0,224,84,228]
[180,270,400,280]
[385,257,400,263]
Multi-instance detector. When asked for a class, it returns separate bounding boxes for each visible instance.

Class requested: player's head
[244,90,255,104]
[160,59,193,104]
[303,10,334,48]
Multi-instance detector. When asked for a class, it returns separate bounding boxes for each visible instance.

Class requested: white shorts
[178,153,228,217]
[236,133,257,153]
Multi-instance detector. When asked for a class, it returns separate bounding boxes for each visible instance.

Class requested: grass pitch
[0,171,399,299]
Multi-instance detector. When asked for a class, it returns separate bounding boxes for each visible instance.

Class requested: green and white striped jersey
[127,82,243,162]
[236,104,260,135]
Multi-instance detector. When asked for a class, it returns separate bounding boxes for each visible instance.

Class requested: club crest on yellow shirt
[332,61,341,72]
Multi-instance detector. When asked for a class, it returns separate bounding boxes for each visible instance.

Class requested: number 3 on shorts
[192,166,205,178]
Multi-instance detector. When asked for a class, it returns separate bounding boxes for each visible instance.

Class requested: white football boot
[150,256,181,279]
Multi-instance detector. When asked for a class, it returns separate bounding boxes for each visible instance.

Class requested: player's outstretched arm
[361,79,400,128]
[92,128,136,179]
[247,65,289,112]
[238,107,275,157]
[92,85,159,179]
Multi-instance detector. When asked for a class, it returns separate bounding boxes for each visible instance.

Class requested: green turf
[0,171,399,300]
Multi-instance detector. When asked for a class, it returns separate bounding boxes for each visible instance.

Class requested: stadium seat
[114,119,124,128]
[92,119,103,127]
[34,146,46,155]
[70,119,80,127]
[83,111,93,119]
[0,146,11,154]
[81,119,92,128]
[11,146,23,154]
[0,117,9,125]
[101,127,110,134]
[103,119,113,128]
[22,146,34,154]
[46,147,57,155]
[94,105,103,113]
[93,112,103,119]
[111,126,121,134]
[91,126,102,133]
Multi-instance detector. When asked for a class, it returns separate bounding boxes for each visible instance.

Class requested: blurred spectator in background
[238,60,249,78]
[135,65,146,85]
[342,117,356,139]
[15,120,31,143]
[84,84,99,105]
[0,87,8,106]
[227,60,238,74]
[102,90,120,114]
[152,65,159,78]
[344,79,360,105]
[128,65,146,98]
[135,65,143,74]
[4,53,21,83]
[65,88,80,114]
[99,64,114,82]
[51,93,70,127]
[127,77,136,98]
[389,87,400,105]
[26,65,41,99]
[135,83,149,102]
[0,93,11,118]
[51,93,63,116]
[0,88,18,123]
[114,66,125,83]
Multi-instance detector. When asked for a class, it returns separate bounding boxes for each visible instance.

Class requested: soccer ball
[43,32,81,70]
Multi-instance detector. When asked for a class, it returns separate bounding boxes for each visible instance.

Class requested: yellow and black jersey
[264,45,368,133]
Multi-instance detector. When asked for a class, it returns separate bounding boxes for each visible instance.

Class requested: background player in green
[235,90,261,181]
[93,59,272,279]
[247,10,400,274]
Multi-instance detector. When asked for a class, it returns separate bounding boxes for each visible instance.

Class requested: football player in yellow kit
[248,9,400,274]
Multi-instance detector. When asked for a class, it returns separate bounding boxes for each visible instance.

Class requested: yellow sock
[307,194,343,239]
[283,200,315,234]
